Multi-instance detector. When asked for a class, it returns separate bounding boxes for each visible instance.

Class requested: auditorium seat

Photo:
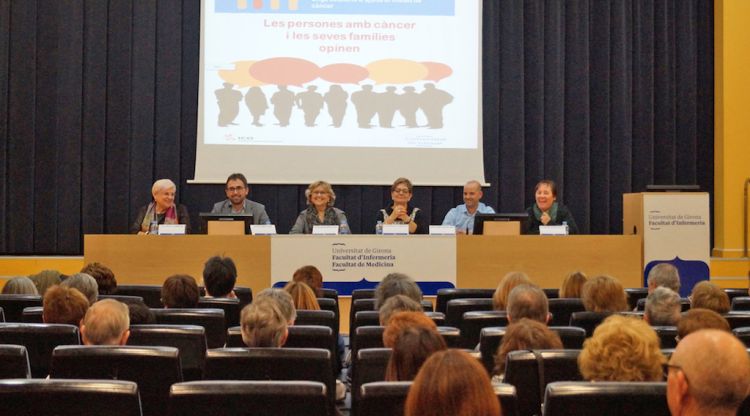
[723,312,750,329]
[350,299,377,336]
[652,326,678,349]
[504,349,582,416]
[479,327,585,374]
[0,344,30,379]
[99,294,145,304]
[437,326,462,348]
[351,288,375,302]
[459,310,508,348]
[358,381,411,416]
[435,288,494,314]
[198,286,253,308]
[0,323,80,377]
[197,297,241,328]
[543,288,560,299]
[0,307,4,322]
[494,382,521,416]
[724,288,749,303]
[569,311,613,336]
[50,345,182,416]
[204,347,335,414]
[169,380,328,416]
[0,379,141,416]
[548,298,585,327]
[445,298,494,328]
[151,308,226,348]
[731,296,750,311]
[542,381,669,416]
[295,309,338,337]
[420,300,434,312]
[625,288,648,310]
[0,295,42,323]
[351,348,392,415]
[352,326,385,361]
[21,306,43,323]
[351,310,445,348]
[127,324,207,381]
[321,287,339,304]
[733,327,750,347]
[636,297,690,312]
[115,284,163,308]
[315,297,340,334]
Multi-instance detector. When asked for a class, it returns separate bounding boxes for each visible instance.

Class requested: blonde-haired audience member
[240,298,288,348]
[689,281,730,314]
[80,299,130,346]
[2,276,38,295]
[492,271,532,310]
[494,318,562,378]
[559,271,587,298]
[28,269,62,296]
[405,349,501,416]
[43,285,89,326]
[578,315,665,381]
[283,281,320,310]
[255,288,296,325]
[581,275,628,312]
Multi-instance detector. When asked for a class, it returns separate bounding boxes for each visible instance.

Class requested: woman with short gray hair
[130,178,191,234]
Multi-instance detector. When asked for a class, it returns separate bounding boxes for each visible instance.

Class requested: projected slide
[196,0,484,185]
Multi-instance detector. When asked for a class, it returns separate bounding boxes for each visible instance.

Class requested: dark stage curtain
[0,0,713,254]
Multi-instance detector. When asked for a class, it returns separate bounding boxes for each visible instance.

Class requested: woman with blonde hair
[581,275,628,312]
[283,281,320,310]
[2,276,39,295]
[290,180,349,234]
[492,271,532,310]
[405,349,501,416]
[240,298,289,348]
[578,315,665,381]
[560,271,587,298]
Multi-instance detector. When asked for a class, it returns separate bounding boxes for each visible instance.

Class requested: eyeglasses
[393,188,411,194]
[226,186,246,193]
[312,191,329,196]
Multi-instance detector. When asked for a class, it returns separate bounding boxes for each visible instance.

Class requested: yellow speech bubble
[218,60,265,87]
[366,59,428,85]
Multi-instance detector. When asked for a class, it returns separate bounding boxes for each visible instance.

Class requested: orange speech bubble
[421,61,453,82]
[249,57,320,86]
[218,60,265,87]
[319,63,369,84]
[366,59,428,85]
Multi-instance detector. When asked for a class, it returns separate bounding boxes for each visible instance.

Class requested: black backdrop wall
[0,0,713,254]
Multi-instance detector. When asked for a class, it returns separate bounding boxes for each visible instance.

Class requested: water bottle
[148,220,159,235]
[339,220,351,235]
[562,221,569,235]
[375,221,383,235]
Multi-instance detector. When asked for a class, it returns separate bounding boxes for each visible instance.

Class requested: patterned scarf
[304,205,338,228]
[533,201,559,223]
[140,202,179,232]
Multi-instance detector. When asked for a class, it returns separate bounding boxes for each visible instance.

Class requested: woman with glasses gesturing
[289,180,350,234]
[376,177,427,234]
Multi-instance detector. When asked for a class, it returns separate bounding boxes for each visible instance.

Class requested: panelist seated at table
[376,177,427,234]
[290,180,350,234]
[441,180,495,234]
[523,179,578,235]
[130,179,191,234]
[210,172,271,224]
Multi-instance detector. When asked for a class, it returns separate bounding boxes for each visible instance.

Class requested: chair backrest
[460,310,508,348]
[351,348,392,414]
[723,312,750,329]
[50,345,182,416]
[625,288,649,310]
[321,287,339,303]
[317,297,339,317]
[127,324,207,381]
[478,327,585,374]
[494,383,521,416]
[543,381,669,416]
[543,288,560,299]
[725,288,749,303]
[732,297,750,311]
[637,297,691,312]
[0,306,4,322]
[359,381,411,416]
[435,288,495,314]
[295,310,338,338]
[445,298,494,328]
[353,326,385,361]
[733,327,750,347]
[548,298,586,327]
[350,298,377,336]
[204,347,335,411]
[99,294,145,304]
[21,306,43,323]
[0,295,42,323]
[0,344,31,378]
[0,322,80,377]
[285,325,338,377]
[504,349,582,416]
[197,297,241,328]
[652,326,678,349]
[569,311,613,336]
[198,286,253,308]
[352,289,375,302]
[169,380,328,416]
[0,379,142,416]
[116,284,164,308]
[420,300,434,312]
[151,308,226,348]
[436,326,462,348]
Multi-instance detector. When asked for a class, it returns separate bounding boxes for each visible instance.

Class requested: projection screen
[194,0,484,186]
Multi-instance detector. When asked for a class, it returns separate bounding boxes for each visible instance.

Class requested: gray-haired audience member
[667,329,750,416]
[80,299,130,346]
[240,298,288,348]
[379,294,423,326]
[644,286,682,326]
[255,288,297,325]
[507,284,550,324]
[374,273,422,309]
[647,263,681,294]
[1,276,39,295]
[61,273,99,305]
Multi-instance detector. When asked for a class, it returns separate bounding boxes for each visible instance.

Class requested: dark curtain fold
[0,0,714,254]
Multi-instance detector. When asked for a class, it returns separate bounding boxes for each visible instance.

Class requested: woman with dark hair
[493,318,563,378]
[405,349,501,416]
[385,325,446,381]
[523,179,578,234]
[376,177,427,234]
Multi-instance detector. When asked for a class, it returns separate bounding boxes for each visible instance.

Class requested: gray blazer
[210,199,271,225]
[289,207,349,234]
